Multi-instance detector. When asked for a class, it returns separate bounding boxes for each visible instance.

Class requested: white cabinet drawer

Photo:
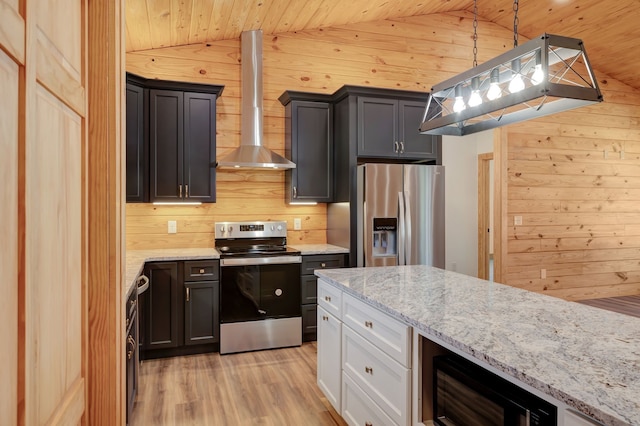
[317,306,342,413]
[318,279,342,319]
[342,371,397,426]
[342,326,410,426]
[342,292,411,367]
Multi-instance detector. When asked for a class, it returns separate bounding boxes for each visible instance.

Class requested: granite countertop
[289,243,349,255]
[315,265,640,426]
[124,248,220,301]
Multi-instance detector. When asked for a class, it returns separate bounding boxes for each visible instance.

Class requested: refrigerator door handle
[404,190,412,265]
[398,191,406,266]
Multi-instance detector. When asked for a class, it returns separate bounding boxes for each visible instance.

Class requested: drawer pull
[322,315,329,321]
[199,268,205,274]
[125,318,129,329]
[324,295,332,302]
[365,366,373,374]
[365,320,373,328]
[321,262,326,268]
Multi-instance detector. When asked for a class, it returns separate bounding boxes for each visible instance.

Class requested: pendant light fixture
[420,0,603,136]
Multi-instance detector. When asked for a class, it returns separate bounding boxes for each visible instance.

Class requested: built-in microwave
[433,354,557,426]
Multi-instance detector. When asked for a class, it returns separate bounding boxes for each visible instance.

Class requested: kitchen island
[315,265,640,426]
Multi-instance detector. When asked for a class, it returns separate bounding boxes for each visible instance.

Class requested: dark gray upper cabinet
[125,73,223,203]
[279,91,334,203]
[149,90,219,203]
[125,74,148,202]
[353,93,439,160]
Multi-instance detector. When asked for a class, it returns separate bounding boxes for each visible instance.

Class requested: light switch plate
[294,218,302,230]
[168,220,177,234]
[514,216,523,226]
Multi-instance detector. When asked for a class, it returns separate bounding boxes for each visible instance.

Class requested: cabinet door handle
[324,295,331,302]
[125,318,129,329]
[394,141,399,153]
[322,315,329,321]
[293,186,297,198]
[127,334,136,360]
[365,320,373,328]
[186,287,190,302]
[179,184,183,198]
[399,141,405,153]
[365,366,373,374]
[185,184,189,198]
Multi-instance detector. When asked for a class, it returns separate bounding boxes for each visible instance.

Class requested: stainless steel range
[215,220,302,354]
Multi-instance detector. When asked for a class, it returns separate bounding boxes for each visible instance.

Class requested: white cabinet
[342,292,411,367]
[342,372,397,426]
[565,410,604,426]
[342,326,410,425]
[317,304,342,413]
[316,279,412,426]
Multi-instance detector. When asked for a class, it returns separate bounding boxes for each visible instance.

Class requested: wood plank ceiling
[125,0,640,91]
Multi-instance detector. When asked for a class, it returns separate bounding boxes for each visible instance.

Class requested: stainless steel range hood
[216,30,296,170]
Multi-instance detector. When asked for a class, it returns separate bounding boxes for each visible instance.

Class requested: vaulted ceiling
[125,0,640,91]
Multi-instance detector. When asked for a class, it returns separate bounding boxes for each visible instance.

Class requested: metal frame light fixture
[420,3,603,137]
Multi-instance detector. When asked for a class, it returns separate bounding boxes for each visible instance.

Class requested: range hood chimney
[216,30,296,170]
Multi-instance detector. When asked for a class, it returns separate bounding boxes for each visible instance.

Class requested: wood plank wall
[125,11,509,250]
[503,76,640,301]
[126,12,640,301]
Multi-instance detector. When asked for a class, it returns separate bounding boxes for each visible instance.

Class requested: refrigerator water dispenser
[372,218,397,257]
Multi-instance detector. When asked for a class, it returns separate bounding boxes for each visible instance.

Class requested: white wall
[442,131,493,277]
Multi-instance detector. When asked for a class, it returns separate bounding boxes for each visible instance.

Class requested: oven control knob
[277,225,283,231]
[228,226,233,232]
[275,288,283,297]
[219,225,225,233]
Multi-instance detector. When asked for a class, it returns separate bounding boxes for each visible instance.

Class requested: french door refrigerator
[356,163,445,268]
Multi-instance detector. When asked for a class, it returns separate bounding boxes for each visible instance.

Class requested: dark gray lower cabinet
[184,260,220,346]
[141,260,219,359]
[301,254,348,342]
[143,262,180,350]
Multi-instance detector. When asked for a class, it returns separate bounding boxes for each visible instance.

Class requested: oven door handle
[221,256,302,267]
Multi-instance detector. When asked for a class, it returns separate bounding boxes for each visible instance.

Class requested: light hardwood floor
[131,342,346,426]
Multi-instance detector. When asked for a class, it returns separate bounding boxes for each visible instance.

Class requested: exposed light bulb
[487,82,502,100]
[509,59,525,93]
[468,77,482,107]
[509,74,525,93]
[468,90,482,107]
[487,68,502,100]
[452,84,466,113]
[531,64,545,85]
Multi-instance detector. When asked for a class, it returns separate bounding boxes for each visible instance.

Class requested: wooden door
[1,0,125,423]
[0,25,20,425]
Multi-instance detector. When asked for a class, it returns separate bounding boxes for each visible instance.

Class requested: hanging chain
[472,0,478,67]
[513,0,519,47]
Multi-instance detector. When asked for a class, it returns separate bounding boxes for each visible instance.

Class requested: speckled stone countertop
[289,243,349,255]
[315,265,640,426]
[124,248,220,301]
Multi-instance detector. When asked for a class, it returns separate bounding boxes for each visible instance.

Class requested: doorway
[478,153,493,281]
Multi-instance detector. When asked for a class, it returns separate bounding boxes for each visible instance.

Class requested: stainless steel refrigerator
[328,163,444,268]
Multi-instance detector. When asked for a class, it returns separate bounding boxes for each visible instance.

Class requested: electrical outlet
[294,218,302,230]
[451,262,457,272]
[168,220,177,234]
[514,216,523,226]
